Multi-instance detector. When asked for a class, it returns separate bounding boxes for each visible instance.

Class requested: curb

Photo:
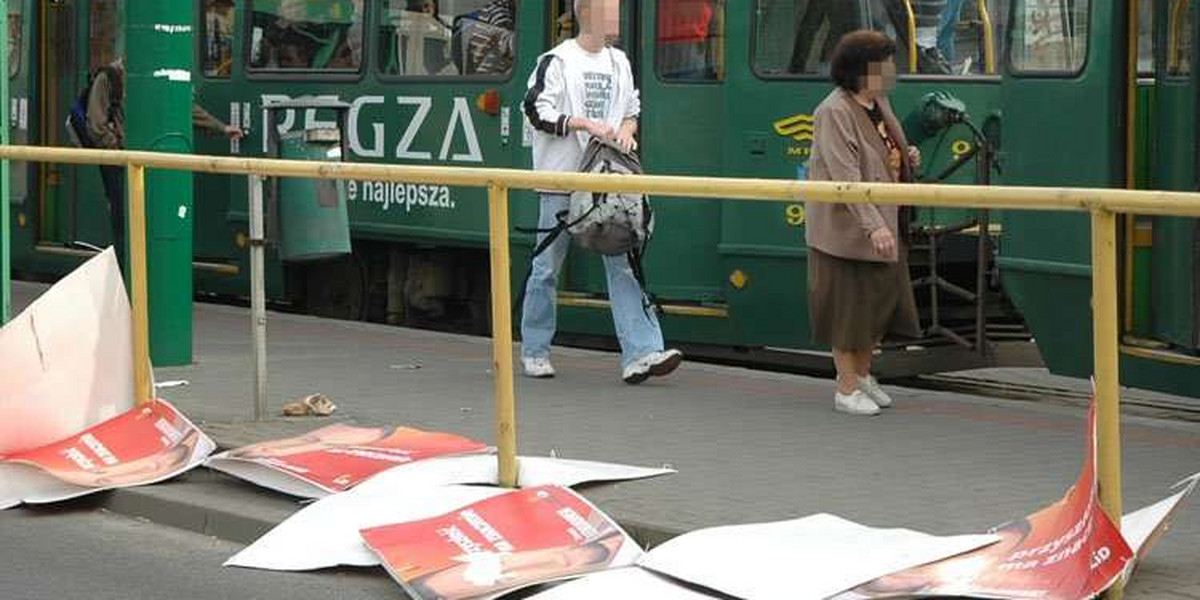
[95,467,686,551]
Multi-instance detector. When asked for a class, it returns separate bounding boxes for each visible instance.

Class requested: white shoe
[858,375,893,408]
[649,349,684,377]
[835,390,881,416]
[522,356,556,379]
[623,350,684,385]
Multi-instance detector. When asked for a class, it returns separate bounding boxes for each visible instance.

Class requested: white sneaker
[835,390,881,416]
[858,375,893,408]
[622,349,684,385]
[649,349,684,377]
[522,357,556,379]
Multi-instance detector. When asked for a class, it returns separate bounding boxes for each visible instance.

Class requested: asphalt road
[0,505,402,600]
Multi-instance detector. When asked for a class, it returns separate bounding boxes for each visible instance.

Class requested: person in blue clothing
[520,0,684,384]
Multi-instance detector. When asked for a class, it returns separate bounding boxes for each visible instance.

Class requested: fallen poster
[226,484,509,571]
[360,485,642,600]
[0,399,214,509]
[1123,473,1199,563]
[205,424,492,497]
[0,249,136,455]
[637,513,1000,600]
[526,567,721,600]
[833,402,1132,600]
[225,456,674,572]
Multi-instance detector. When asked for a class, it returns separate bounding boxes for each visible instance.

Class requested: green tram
[5,1,1199,398]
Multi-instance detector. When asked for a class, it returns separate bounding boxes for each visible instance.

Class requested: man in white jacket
[520,0,682,384]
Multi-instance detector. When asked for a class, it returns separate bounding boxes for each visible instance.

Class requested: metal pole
[488,184,518,488]
[1092,208,1123,600]
[128,165,153,404]
[975,138,992,356]
[1,0,9,324]
[249,175,268,421]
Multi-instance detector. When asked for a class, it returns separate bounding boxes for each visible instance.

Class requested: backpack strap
[627,196,662,319]
[512,206,570,319]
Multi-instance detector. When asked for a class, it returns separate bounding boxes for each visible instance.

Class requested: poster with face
[205,424,491,497]
[835,402,1133,600]
[0,249,136,455]
[0,399,214,509]
[361,485,642,600]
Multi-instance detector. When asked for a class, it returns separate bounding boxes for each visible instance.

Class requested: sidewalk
[11,282,1200,598]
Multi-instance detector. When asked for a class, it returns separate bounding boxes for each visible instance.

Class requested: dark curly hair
[830,30,897,92]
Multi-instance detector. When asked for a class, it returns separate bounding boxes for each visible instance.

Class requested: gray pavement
[9,281,1200,599]
[0,506,398,599]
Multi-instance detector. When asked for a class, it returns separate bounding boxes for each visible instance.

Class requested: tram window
[657,0,724,81]
[202,0,237,78]
[247,0,364,73]
[552,1,577,46]
[8,1,21,78]
[377,0,515,78]
[1137,0,1153,77]
[1009,0,1090,74]
[1166,0,1192,78]
[753,1,1010,78]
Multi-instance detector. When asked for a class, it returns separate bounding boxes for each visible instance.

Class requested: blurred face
[229,425,387,458]
[412,535,620,596]
[579,0,620,38]
[862,58,897,95]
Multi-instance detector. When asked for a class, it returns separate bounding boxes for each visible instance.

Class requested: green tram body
[5,1,1199,398]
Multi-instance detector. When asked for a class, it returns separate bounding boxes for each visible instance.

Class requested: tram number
[785,204,806,227]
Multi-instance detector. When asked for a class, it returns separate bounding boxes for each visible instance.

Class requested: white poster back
[639,513,999,600]
[0,250,135,455]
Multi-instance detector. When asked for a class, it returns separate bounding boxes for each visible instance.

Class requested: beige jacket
[86,65,125,150]
[805,88,912,263]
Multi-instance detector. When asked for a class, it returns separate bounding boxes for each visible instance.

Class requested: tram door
[1147,0,1199,351]
[998,0,1130,373]
[30,0,121,253]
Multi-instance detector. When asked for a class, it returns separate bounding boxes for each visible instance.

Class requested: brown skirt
[807,248,921,351]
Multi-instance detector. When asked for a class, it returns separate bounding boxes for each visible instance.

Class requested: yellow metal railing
[902,0,919,73]
[977,0,996,74]
[4,147,1200,556]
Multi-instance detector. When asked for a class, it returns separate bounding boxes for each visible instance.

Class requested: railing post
[1091,208,1123,600]
[488,184,518,488]
[249,175,268,421]
[128,164,153,405]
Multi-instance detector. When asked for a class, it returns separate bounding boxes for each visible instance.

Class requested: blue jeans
[520,193,664,368]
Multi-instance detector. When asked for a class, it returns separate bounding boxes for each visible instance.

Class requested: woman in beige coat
[806,30,921,416]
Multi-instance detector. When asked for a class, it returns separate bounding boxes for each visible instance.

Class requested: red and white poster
[836,402,1133,600]
[527,567,720,600]
[360,485,642,600]
[0,399,215,509]
[0,249,137,455]
[224,455,674,572]
[205,424,491,497]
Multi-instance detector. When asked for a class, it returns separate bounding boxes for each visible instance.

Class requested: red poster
[209,424,490,495]
[0,399,215,508]
[361,485,642,600]
[840,402,1132,600]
